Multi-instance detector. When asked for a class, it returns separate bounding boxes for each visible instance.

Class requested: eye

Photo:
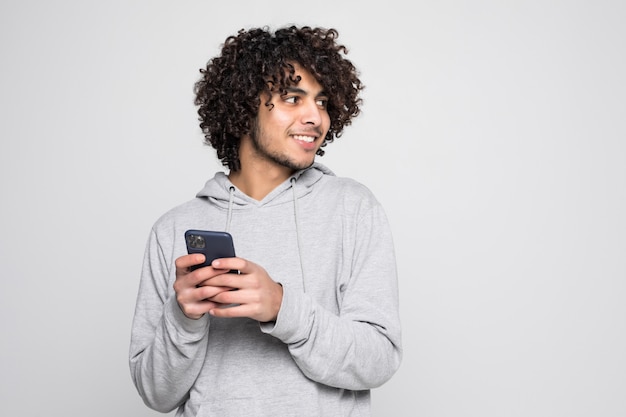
[316,98,328,109]
[283,96,299,104]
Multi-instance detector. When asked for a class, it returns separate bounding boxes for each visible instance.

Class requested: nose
[300,98,323,126]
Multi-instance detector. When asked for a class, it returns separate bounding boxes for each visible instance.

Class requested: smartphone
[185,230,236,271]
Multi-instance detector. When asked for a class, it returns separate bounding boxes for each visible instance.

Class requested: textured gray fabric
[129,163,402,416]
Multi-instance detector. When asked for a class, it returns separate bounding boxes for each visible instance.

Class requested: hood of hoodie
[195,162,335,210]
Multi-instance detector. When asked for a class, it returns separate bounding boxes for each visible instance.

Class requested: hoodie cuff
[164,296,210,337]
[260,283,311,344]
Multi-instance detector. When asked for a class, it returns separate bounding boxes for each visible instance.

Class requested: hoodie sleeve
[260,201,403,390]
[129,228,210,412]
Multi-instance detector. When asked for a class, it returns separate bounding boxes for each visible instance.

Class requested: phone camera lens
[188,234,206,249]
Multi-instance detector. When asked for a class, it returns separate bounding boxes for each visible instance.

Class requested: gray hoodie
[129,163,402,416]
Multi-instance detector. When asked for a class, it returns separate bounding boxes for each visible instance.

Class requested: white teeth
[293,135,314,143]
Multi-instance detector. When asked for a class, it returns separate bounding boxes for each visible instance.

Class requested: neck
[228,136,294,201]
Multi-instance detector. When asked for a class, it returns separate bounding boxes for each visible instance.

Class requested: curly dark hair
[193,25,364,171]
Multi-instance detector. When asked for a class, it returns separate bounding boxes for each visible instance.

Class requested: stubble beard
[249,119,315,172]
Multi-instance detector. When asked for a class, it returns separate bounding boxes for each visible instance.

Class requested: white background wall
[1,1,625,416]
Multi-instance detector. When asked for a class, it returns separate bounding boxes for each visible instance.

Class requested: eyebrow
[284,86,328,97]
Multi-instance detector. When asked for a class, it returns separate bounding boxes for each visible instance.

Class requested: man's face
[249,64,331,173]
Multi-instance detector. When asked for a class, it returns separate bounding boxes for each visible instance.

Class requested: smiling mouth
[292,134,316,143]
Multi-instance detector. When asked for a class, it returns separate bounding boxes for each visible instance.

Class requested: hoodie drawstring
[224,181,306,292]
[226,186,235,232]
[291,177,307,293]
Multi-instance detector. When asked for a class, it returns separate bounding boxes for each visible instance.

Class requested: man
[130,25,402,416]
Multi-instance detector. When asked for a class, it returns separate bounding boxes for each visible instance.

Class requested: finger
[175,253,206,272]
[208,286,259,307]
[180,266,232,290]
[200,271,246,290]
[207,299,271,321]
[211,257,248,273]
[174,266,228,295]
[208,303,250,318]
[196,285,234,299]
[180,299,224,319]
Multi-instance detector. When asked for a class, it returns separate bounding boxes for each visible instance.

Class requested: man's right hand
[173,254,234,319]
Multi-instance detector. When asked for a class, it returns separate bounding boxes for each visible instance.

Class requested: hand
[173,254,235,320]
[198,257,283,323]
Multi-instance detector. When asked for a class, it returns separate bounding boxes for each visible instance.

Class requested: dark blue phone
[185,230,236,271]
